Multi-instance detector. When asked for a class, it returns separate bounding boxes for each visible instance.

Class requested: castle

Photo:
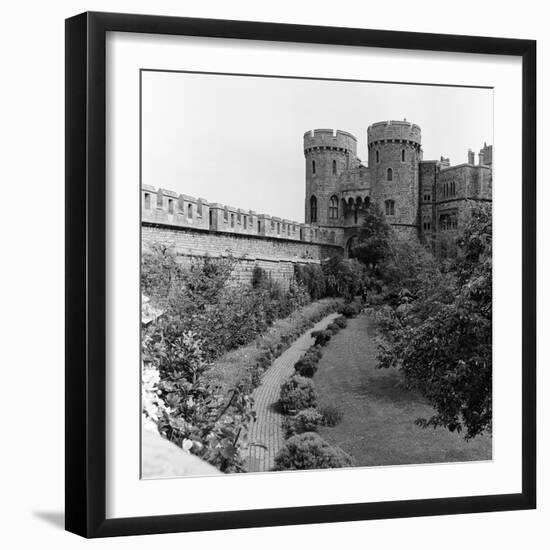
[142,120,492,284]
[303,120,492,257]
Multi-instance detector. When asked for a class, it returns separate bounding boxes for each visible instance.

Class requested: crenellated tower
[303,129,358,227]
[367,120,422,238]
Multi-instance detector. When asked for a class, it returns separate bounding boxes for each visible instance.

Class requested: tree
[351,205,392,271]
[377,205,492,439]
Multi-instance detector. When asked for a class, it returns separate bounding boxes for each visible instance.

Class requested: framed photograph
[65,11,536,538]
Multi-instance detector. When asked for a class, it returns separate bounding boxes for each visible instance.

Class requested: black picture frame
[65,11,536,538]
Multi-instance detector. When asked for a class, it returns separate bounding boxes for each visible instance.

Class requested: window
[310,195,317,223]
[157,193,163,208]
[312,160,316,175]
[387,168,393,181]
[376,150,380,163]
[277,222,280,234]
[223,208,228,222]
[187,204,192,219]
[332,159,337,175]
[439,212,458,231]
[257,221,261,233]
[401,149,405,162]
[385,199,395,216]
[237,213,241,224]
[243,215,247,228]
[423,193,431,202]
[197,201,203,216]
[230,213,235,227]
[168,199,174,214]
[423,218,432,231]
[144,193,151,209]
[209,210,213,227]
[329,195,339,219]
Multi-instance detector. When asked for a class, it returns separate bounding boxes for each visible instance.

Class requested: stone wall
[142,223,342,288]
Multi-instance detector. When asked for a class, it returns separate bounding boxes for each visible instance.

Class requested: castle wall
[142,223,342,288]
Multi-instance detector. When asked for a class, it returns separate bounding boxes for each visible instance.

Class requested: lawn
[315,312,492,466]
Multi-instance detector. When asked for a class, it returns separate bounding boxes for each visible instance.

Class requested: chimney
[468,149,475,164]
[478,151,485,165]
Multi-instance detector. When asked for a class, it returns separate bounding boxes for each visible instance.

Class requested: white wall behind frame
[0,1,546,550]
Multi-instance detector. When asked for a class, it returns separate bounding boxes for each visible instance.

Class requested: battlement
[141,185,340,246]
[367,120,421,146]
[303,129,358,155]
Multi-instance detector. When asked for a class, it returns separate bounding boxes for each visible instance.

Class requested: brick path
[244,312,339,472]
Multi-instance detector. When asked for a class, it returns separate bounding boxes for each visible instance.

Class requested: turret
[367,120,422,238]
[303,129,358,226]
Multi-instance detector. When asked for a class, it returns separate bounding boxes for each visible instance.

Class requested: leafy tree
[377,205,492,439]
[351,205,392,271]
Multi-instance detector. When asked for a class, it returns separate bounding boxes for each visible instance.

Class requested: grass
[314,312,492,466]
[204,298,342,394]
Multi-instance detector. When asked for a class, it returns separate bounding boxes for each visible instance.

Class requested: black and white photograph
[140,71,494,478]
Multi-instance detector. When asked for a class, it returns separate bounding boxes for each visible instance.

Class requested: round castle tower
[303,129,358,226]
[367,120,422,238]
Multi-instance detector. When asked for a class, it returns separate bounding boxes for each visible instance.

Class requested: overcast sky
[142,71,493,223]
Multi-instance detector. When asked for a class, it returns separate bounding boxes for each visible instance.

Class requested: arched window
[332,160,337,175]
[341,199,347,218]
[310,195,317,223]
[329,195,339,219]
[385,199,395,216]
[168,199,174,214]
[401,149,406,162]
[387,168,393,181]
[312,160,316,175]
[187,203,192,219]
[376,150,380,163]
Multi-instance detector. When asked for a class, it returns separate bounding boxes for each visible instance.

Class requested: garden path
[244,312,340,472]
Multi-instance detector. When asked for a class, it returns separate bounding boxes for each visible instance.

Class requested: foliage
[333,316,348,329]
[339,301,363,318]
[279,375,318,414]
[319,403,344,427]
[350,204,392,270]
[294,263,327,301]
[142,329,255,472]
[273,432,353,471]
[311,329,332,347]
[142,247,309,362]
[377,205,492,439]
[322,257,368,301]
[282,409,325,438]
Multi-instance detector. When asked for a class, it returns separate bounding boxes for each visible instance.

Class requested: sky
[142,71,493,223]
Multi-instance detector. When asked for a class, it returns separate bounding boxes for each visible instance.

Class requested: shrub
[273,432,353,470]
[294,356,319,377]
[313,329,332,346]
[339,301,363,318]
[319,403,344,427]
[279,375,318,414]
[326,321,341,334]
[282,408,324,437]
[294,263,327,300]
[333,316,348,329]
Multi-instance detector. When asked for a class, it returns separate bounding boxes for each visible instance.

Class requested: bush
[312,329,332,347]
[279,375,318,414]
[294,356,319,377]
[333,316,348,329]
[273,432,353,470]
[319,403,344,427]
[294,263,327,300]
[339,301,363,318]
[282,409,324,437]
